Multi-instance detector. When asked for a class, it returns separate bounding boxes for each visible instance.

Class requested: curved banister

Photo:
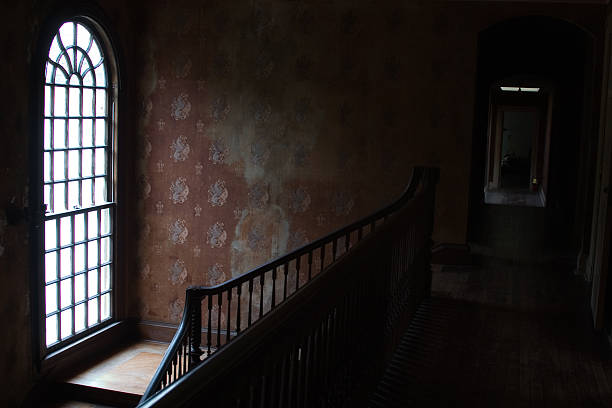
[187,167,426,296]
[140,166,438,403]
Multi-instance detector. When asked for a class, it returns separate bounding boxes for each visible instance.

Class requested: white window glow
[42,21,114,348]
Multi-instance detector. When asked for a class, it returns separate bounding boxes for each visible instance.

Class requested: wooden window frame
[29,7,129,374]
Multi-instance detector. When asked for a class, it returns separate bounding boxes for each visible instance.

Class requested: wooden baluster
[217,292,223,350]
[177,343,182,378]
[259,273,265,319]
[172,355,177,383]
[320,245,326,273]
[283,263,289,301]
[271,267,277,309]
[308,252,313,281]
[288,348,295,408]
[303,334,312,408]
[187,327,191,371]
[237,284,242,334]
[183,336,188,374]
[278,353,287,408]
[345,232,350,253]
[207,295,212,356]
[248,278,253,327]
[259,372,267,408]
[295,256,300,292]
[227,289,232,344]
[332,239,338,261]
[190,299,203,365]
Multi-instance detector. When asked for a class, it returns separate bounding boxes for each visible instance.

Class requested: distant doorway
[484,85,551,208]
[467,16,594,261]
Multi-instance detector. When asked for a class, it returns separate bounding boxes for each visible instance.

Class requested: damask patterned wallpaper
[133,0,426,322]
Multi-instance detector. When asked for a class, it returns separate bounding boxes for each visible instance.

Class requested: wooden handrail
[139,166,438,406]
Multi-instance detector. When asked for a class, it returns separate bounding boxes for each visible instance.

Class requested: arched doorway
[467,16,597,262]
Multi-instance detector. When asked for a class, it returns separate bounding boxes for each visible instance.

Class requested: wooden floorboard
[370,261,612,407]
[64,340,168,396]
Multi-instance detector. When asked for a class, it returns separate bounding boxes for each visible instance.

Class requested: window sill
[41,319,134,379]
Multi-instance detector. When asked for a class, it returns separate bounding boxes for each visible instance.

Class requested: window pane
[101,293,110,320]
[82,119,93,146]
[82,179,92,207]
[101,208,111,235]
[95,119,106,146]
[54,86,67,117]
[88,298,99,327]
[101,237,111,264]
[94,64,106,86]
[82,149,93,177]
[53,151,65,181]
[68,119,80,148]
[101,265,110,291]
[49,37,61,64]
[53,182,66,213]
[95,89,106,116]
[45,283,58,314]
[60,278,72,308]
[44,119,51,150]
[45,251,57,283]
[46,314,59,346]
[88,240,98,269]
[53,119,66,149]
[45,219,57,250]
[59,22,75,49]
[69,86,81,116]
[88,269,98,298]
[76,24,91,51]
[60,248,72,278]
[94,178,106,205]
[83,70,94,87]
[88,211,98,239]
[68,150,79,179]
[75,303,86,333]
[44,152,51,183]
[83,88,94,116]
[68,181,79,210]
[60,216,72,247]
[45,86,52,117]
[75,273,86,303]
[61,309,73,339]
[94,149,105,175]
[54,69,68,85]
[58,54,71,76]
[74,244,85,273]
[44,185,51,213]
[89,41,102,67]
[74,213,85,242]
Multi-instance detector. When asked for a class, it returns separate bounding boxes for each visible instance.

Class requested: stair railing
[139,166,438,406]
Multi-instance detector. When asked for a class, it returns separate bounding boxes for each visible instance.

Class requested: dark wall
[0,1,605,405]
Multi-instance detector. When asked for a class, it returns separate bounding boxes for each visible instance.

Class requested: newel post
[189,293,203,365]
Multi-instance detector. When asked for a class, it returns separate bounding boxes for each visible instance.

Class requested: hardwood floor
[370,260,612,407]
[64,340,168,395]
[40,340,169,407]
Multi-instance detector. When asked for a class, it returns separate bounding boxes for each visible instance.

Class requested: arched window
[41,19,117,352]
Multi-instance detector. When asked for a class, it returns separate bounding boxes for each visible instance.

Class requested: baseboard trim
[138,320,233,346]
